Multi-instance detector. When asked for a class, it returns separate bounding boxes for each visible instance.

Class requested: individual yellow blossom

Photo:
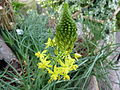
[65,56,76,65]
[47,65,60,81]
[58,63,72,75]
[47,68,53,74]
[35,50,47,59]
[51,66,70,80]
[45,38,56,48]
[37,57,52,69]
[70,65,78,70]
[58,56,75,67]
[48,76,60,83]
[74,53,82,60]
[51,74,58,81]
[58,56,78,74]
[63,74,70,80]
[59,67,70,75]
[35,51,41,58]
[37,60,52,69]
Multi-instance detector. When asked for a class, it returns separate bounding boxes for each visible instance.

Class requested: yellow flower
[65,56,76,65]
[37,57,52,69]
[47,68,53,74]
[59,67,70,75]
[70,65,78,70]
[35,50,47,59]
[74,53,82,60]
[46,56,78,82]
[47,66,70,81]
[35,51,41,58]
[37,60,52,69]
[58,56,78,74]
[63,74,70,80]
[51,74,58,81]
[47,65,60,81]
[58,61,71,75]
[45,38,56,48]
[58,56,75,67]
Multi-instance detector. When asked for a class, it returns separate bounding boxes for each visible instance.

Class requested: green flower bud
[55,3,77,52]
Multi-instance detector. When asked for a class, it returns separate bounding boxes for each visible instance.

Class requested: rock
[98,32,120,90]
[76,22,83,39]
[88,75,99,90]
[16,29,24,35]
[108,32,120,90]
[0,35,18,69]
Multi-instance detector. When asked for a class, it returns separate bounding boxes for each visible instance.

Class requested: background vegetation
[0,0,120,90]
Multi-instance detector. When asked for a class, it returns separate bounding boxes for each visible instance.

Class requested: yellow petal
[63,75,70,80]
[71,65,78,70]
[58,60,65,67]
[42,50,48,54]
[51,74,58,80]
[35,51,41,58]
[54,49,58,55]
[47,68,53,74]
[37,63,45,69]
[74,53,82,59]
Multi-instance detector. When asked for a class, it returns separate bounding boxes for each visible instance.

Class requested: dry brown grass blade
[0,0,15,30]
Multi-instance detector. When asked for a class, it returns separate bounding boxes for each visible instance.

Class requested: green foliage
[0,10,118,89]
[12,1,25,12]
[116,11,120,29]
[55,3,77,52]
[0,0,119,89]
[117,0,120,29]
[0,12,50,89]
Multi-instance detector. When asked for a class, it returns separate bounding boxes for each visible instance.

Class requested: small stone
[16,29,24,35]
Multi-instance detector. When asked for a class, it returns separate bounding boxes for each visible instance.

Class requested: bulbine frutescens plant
[35,3,81,82]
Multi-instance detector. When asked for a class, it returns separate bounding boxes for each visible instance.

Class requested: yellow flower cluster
[47,55,78,82]
[35,38,82,82]
[35,50,52,69]
[45,38,56,48]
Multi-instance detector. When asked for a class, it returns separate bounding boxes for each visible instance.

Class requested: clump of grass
[0,11,52,90]
[116,11,120,29]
